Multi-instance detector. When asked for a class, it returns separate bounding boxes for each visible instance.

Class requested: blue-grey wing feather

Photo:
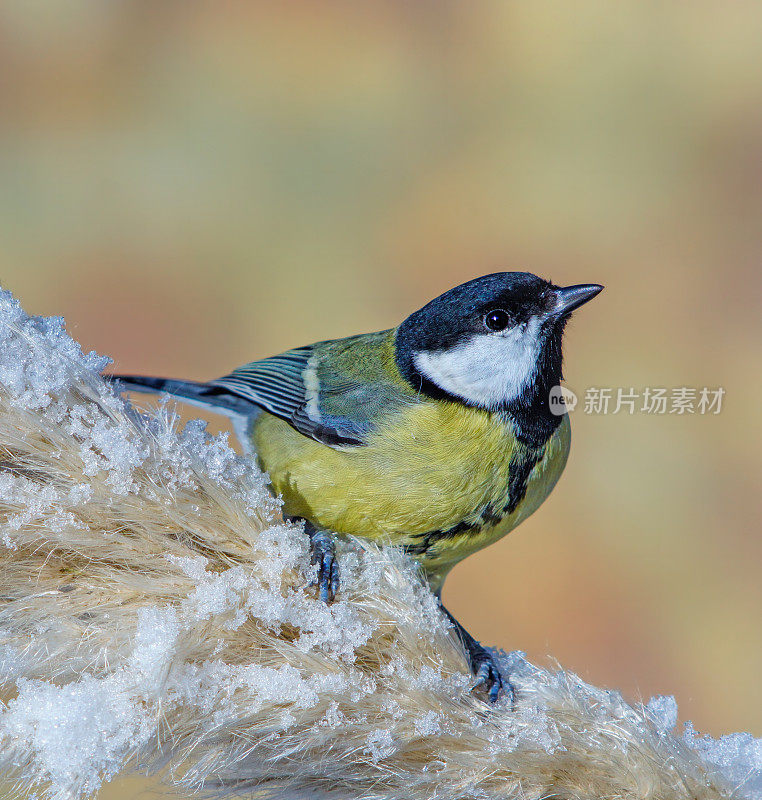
[208,334,417,448]
[209,345,370,447]
[209,347,312,422]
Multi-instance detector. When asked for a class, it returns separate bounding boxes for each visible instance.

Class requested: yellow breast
[252,402,570,590]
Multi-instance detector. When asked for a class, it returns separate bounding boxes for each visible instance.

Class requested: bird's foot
[467,640,512,705]
[440,604,514,706]
[305,523,340,603]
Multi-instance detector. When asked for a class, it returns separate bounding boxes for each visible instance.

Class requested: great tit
[111,272,602,703]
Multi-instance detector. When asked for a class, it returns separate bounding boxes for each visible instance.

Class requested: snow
[646,693,679,734]
[684,724,762,799]
[2,675,155,800]
[0,292,109,410]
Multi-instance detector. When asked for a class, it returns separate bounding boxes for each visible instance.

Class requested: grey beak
[554,283,604,316]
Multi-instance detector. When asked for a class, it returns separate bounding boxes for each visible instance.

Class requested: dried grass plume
[0,290,758,800]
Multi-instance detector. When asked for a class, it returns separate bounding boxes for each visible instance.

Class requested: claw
[471,648,513,706]
[439,603,515,706]
[306,525,340,603]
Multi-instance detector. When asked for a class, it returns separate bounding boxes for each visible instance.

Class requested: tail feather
[108,374,257,417]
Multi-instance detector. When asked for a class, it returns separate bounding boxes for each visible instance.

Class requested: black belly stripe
[404,443,545,557]
[503,446,543,514]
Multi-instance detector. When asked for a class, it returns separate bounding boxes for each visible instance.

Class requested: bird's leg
[301,519,340,603]
[439,603,513,706]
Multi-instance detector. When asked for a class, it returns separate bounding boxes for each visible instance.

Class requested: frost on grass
[0,287,759,800]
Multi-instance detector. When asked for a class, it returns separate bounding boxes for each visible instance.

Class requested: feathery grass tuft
[0,289,758,800]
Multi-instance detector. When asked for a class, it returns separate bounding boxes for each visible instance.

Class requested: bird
[109,272,602,704]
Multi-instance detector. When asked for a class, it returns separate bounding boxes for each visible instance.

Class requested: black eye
[484,309,510,332]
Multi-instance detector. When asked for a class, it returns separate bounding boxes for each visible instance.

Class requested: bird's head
[395,272,602,411]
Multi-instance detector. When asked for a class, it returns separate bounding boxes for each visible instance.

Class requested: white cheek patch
[413,317,542,408]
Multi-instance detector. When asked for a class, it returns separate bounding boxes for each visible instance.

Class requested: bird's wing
[209,331,416,448]
[210,346,314,421]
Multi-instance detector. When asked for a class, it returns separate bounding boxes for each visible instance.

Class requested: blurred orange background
[1,2,760,797]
